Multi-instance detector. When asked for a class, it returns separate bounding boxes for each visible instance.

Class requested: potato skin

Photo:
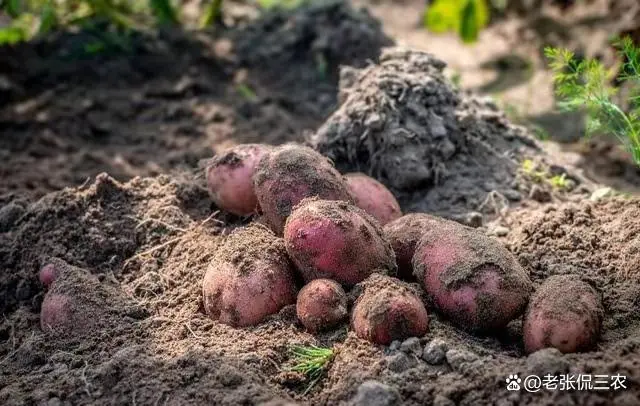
[523,275,603,354]
[345,173,402,225]
[351,274,428,345]
[206,144,272,216]
[284,198,397,286]
[202,224,297,327]
[40,293,73,332]
[413,221,532,332]
[383,213,445,281]
[39,263,59,287]
[253,145,353,234]
[296,279,348,333]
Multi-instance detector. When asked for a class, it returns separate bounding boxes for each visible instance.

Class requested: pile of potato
[197,143,601,353]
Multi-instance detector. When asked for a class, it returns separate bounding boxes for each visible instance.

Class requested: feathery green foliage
[545,37,640,165]
[286,344,334,395]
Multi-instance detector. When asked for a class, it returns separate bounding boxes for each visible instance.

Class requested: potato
[39,258,133,336]
[413,221,532,332]
[39,263,59,288]
[284,198,396,286]
[40,293,73,332]
[351,274,429,345]
[345,173,402,225]
[296,279,348,333]
[523,275,603,354]
[206,144,272,216]
[383,213,445,281]
[253,144,353,234]
[202,224,298,327]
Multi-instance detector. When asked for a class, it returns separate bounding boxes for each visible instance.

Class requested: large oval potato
[383,213,446,281]
[284,198,396,286]
[202,224,297,327]
[253,144,353,235]
[413,221,532,332]
[523,275,603,354]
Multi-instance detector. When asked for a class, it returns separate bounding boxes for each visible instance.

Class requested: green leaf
[459,0,488,43]
[424,0,462,34]
[37,1,57,35]
[149,0,179,25]
[3,0,21,17]
[0,26,27,45]
[425,0,488,43]
[200,0,224,28]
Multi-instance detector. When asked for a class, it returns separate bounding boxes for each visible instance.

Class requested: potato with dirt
[413,221,532,332]
[345,172,402,225]
[202,224,298,327]
[383,213,446,281]
[296,279,348,333]
[284,198,396,286]
[39,258,142,337]
[206,144,272,216]
[253,144,354,234]
[351,274,429,345]
[523,275,604,354]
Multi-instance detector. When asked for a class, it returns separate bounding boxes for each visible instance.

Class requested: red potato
[203,224,298,327]
[413,221,532,332]
[345,173,402,225]
[523,275,603,354]
[39,263,59,287]
[40,293,72,332]
[284,198,397,286]
[253,144,354,235]
[39,258,135,337]
[383,213,446,281]
[351,274,429,345]
[296,279,348,333]
[206,144,272,216]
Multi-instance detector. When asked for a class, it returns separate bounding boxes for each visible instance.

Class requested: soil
[1,1,640,406]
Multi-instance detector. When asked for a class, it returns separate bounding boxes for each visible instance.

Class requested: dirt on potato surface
[1,2,640,406]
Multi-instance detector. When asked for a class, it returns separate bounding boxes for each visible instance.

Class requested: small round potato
[351,274,429,345]
[296,279,348,333]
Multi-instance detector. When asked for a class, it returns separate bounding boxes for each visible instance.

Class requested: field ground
[1,1,639,405]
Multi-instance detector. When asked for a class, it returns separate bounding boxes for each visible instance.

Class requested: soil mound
[310,48,594,222]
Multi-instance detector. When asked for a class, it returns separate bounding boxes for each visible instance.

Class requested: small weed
[548,174,569,190]
[546,37,640,166]
[236,83,258,102]
[286,344,334,395]
[521,159,570,190]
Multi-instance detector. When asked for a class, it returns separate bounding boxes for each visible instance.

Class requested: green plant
[286,344,334,395]
[546,37,640,165]
[0,0,180,45]
[424,0,489,43]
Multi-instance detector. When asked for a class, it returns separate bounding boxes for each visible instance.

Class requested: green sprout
[286,344,334,395]
[549,174,569,190]
[545,37,640,166]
